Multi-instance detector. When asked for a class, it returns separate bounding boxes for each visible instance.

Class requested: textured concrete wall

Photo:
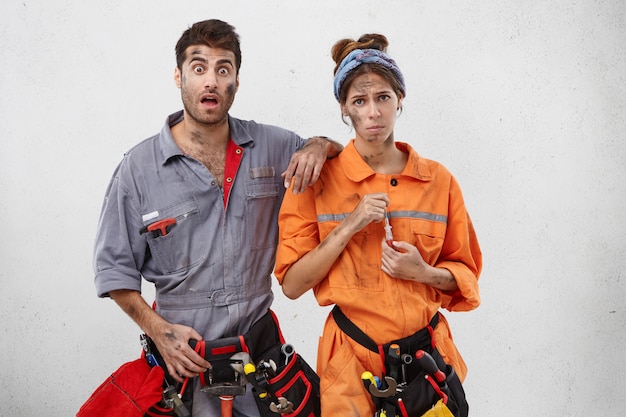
[1,1,625,415]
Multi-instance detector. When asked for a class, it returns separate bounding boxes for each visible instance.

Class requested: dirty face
[341,72,402,146]
[174,44,239,126]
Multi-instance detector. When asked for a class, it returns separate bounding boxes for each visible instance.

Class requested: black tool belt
[332,305,469,417]
[142,309,320,416]
[191,309,321,416]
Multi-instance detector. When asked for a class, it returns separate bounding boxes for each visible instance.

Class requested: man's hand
[150,322,211,383]
[282,136,343,194]
[109,289,211,383]
[381,240,458,291]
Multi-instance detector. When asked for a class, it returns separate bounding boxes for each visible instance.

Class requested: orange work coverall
[275,140,482,416]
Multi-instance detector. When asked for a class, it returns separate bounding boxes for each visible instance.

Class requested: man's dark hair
[175,19,242,73]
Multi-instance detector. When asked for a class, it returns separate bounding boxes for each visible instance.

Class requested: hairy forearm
[306,136,343,159]
[109,289,166,338]
[110,289,210,381]
[422,266,458,292]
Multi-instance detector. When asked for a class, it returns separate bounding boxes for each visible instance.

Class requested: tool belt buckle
[200,352,249,397]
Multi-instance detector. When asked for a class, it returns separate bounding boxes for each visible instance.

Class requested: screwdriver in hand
[384,210,396,250]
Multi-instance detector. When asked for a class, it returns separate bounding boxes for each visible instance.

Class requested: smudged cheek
[215,81,237,110]
[225,82,237,99]
[348,109,364,128]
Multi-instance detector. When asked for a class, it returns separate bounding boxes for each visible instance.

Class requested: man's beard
[181,86,236,126]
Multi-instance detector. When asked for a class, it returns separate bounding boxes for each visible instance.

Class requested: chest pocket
[407,218,446,265]
[145,198,204,274]
[319,222,385,292]
[245,177,282,251]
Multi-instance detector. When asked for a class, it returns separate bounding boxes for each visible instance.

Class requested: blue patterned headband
[333,48,406,101]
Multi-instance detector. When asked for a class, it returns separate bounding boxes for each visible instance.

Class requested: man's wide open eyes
[193,65,204,74]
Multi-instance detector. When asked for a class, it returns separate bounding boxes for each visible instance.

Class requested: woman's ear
[397,93,404,110]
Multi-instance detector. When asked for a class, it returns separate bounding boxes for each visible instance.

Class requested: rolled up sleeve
[274,186,319,284]
[436,177,482,311]
[93,167,145,298]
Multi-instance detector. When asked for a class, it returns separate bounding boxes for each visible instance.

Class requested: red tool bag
[76,358,165,417]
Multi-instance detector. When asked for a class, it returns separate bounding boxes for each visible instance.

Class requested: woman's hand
[381,240,458,291]
[344,192,389,233]
[280,193,389,299]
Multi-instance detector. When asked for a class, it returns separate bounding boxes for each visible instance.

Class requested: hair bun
[331,33,389,74]
[357,34,389,52]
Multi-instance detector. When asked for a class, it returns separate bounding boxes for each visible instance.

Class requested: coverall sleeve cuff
[437,261,480,311]
[274,236,319,285]
[94,268,143,298]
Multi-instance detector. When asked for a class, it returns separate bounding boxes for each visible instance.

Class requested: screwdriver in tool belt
[387,344,401,382]
[415,350,446,384]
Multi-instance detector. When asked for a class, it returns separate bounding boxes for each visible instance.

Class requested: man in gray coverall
[93,19,341,416]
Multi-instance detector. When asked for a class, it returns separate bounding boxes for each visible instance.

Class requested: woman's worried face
[342,72,402,146]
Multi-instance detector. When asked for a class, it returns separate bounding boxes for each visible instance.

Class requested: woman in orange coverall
[274,33,481,416]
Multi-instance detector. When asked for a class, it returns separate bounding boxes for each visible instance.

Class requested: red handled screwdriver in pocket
[139,217,177,237]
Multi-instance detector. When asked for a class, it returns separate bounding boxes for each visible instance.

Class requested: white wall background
[1,0,624,415]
